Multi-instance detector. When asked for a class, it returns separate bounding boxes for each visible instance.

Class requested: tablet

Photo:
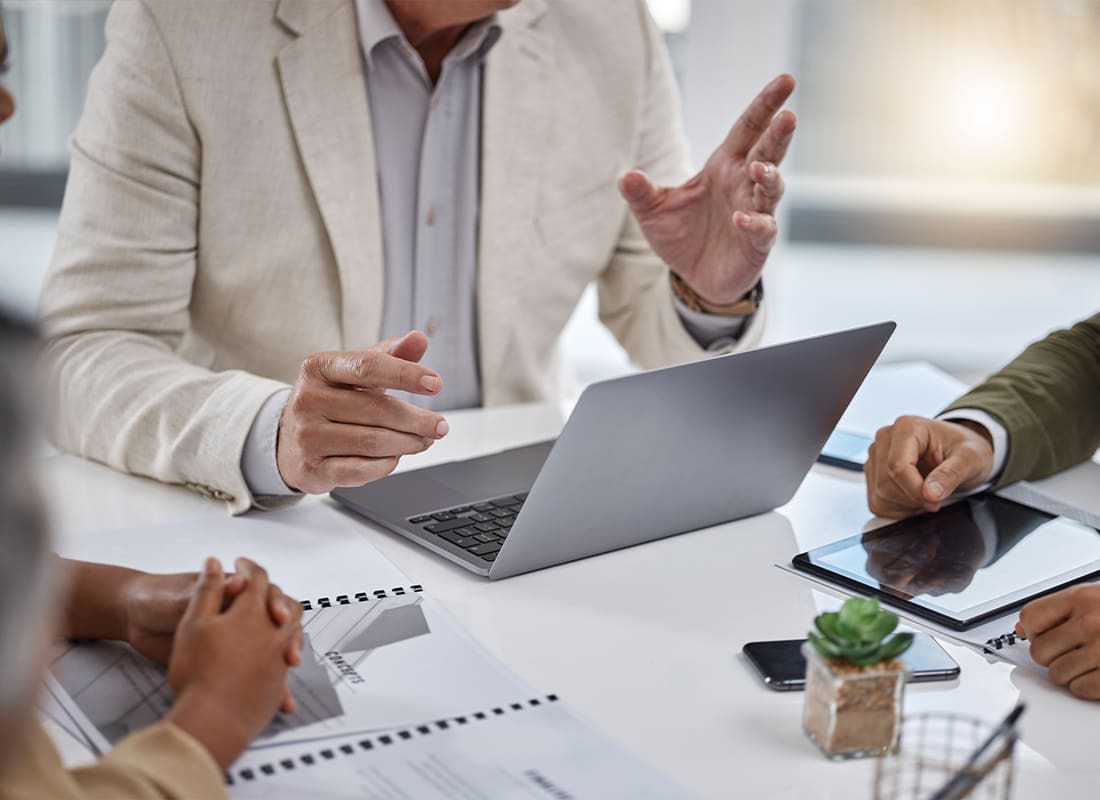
[792,494,1100,630]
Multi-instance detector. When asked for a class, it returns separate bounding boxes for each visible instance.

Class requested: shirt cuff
[241,388,300,497]
[936,408,1009,490]
[671,294,749,351]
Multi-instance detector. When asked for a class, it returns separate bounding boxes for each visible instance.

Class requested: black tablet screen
[795,494,1100,628]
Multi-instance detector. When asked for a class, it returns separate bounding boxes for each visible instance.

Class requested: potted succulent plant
[803,596,914,760]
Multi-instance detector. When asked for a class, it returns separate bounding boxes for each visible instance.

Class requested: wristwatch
[670,272,763,317]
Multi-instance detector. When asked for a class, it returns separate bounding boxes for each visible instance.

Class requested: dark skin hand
[61,559,303,712]
[864,416,996,519]
[1017,585,1100,701]
[167,558,303,770]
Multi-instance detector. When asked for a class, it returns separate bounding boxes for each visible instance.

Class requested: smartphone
[742,633,960,692]
[816,429,873,471]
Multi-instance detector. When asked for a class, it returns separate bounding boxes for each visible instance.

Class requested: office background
[1,0,1098,392]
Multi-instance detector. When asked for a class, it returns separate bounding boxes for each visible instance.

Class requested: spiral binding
[226,694,561,786]
[984,631,1025,651]
[298,584,424,612]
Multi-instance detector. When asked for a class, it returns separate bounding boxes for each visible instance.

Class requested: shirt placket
[415,62,461,401]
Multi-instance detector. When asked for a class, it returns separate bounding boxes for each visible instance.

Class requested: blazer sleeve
[37,1,287,514]
[594,0,765,371]
[1,721,227,800]
[942,312,1100,487]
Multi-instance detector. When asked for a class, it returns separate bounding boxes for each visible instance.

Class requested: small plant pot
[802,643,908,760]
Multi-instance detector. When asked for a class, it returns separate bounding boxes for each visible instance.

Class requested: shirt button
[426,207,437,226]
[426,319,439,336]
[430,95,441,110]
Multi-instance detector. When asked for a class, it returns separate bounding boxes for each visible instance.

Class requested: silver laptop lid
[489,322,895,578]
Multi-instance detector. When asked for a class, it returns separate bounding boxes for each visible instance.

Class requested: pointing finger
[720,74,796,159]
[305,350,442,395]
[746,109,798,168]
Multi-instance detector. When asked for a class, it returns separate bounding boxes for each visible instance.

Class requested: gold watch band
[669,272,762,317]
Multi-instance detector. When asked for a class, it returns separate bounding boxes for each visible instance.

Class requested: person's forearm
[165,686,251,771]
[60,558,142,641]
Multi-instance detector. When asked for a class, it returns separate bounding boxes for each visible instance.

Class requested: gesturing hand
[619,74,797,306]
[278,331,450,494]
[167,558,303,770]
[864,416,995,519]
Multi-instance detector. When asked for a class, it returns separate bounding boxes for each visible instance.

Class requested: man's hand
[278,331,450,494]
[1017,585,1100,700]
[167,558,304,769]
[864,416,995,519]
[619,74,797,307]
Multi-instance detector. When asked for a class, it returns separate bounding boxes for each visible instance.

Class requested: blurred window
[790,0,1100,251]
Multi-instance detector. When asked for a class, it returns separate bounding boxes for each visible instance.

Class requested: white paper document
[228,699,690,800]
[49,592,538,759]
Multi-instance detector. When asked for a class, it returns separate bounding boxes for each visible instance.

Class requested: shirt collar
[355,0,502,70]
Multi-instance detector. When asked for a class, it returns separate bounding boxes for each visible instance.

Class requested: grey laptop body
[332,322,895,579]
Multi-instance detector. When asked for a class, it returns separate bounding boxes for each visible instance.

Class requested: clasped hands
[75,558,305,768]
[274,75,798,496]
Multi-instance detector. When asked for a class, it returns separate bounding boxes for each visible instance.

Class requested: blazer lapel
[275,0,383,345]
[478,0,552,402]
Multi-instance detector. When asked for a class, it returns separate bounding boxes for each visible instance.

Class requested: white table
[43,365,1100,799]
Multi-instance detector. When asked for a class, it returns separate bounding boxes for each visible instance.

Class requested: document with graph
[48,584,537,756]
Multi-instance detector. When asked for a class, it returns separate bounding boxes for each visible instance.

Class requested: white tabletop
[42,364,1100,799]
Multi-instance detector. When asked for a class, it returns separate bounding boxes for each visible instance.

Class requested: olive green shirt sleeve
[942,312,1100,488]
[0,720,228,800]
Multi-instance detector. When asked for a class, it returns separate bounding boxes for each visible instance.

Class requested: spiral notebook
[226,693,690,800]
[981,630,1036,670]
[46,582,692,798]
[48,584,545,756]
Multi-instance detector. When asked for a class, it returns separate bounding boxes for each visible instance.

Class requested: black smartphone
[816,429,873,471]
[742,633,960,692]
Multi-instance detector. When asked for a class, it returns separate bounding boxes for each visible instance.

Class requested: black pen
[928,704,1025,800]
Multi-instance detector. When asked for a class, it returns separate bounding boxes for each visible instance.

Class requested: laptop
[332,322,895,580]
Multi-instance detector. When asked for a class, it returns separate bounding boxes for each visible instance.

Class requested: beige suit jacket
[40,0,765,513]
[0,721,226,800]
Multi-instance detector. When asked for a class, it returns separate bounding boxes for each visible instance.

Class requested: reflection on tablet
[793,495,1100,630]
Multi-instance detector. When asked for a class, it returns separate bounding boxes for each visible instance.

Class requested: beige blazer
[0,721,226,800]
[39,0,764,513]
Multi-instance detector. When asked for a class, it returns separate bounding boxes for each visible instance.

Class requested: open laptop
[333,322,895,579]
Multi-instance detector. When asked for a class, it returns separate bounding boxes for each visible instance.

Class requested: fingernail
[204,557,220,576]
[762,163,772,176]
[435,420,449,438]
[420,375,440,392]
[928,480,945,500]
[423,437,434,448]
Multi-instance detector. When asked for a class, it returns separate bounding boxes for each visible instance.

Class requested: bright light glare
[646,0,691,34]
[946,67,1033,166]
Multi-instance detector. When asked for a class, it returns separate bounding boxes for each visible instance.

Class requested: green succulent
[808,597,914,667]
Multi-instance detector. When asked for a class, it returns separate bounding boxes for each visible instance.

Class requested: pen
[928,704,1025,800]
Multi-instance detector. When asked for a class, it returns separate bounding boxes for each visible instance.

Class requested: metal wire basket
[872,712,1017,800]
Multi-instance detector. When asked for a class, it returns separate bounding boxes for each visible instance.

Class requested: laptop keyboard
[407,494,527,563]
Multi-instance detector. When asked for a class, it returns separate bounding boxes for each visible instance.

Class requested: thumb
[922,452,976,503]
[619,170,662,214]
[373,330,429,364]
[181,557,225,622]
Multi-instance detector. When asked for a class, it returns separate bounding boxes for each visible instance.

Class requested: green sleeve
[942,312,1100,487]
